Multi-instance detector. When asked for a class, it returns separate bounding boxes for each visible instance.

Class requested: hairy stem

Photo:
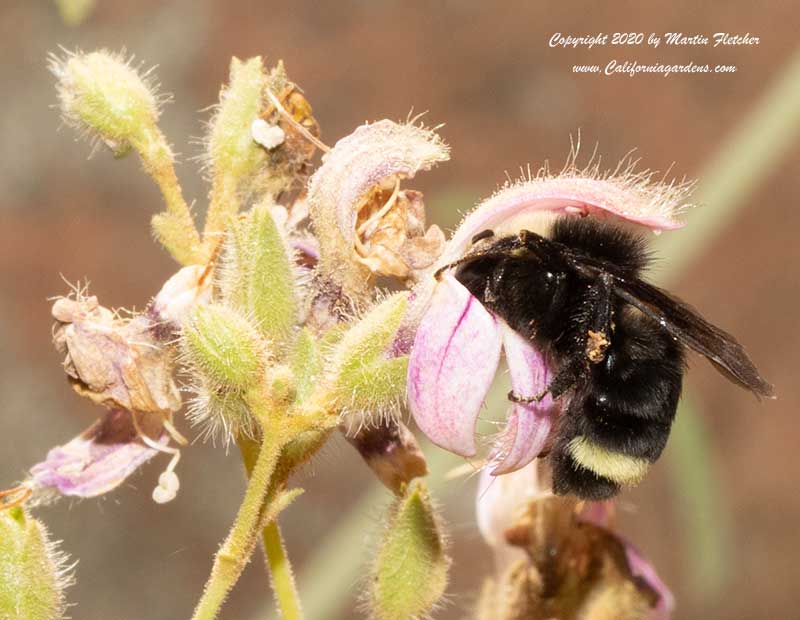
[133,128,202,265]
[204,174,240,252]
[191,428,285,620]
[263,520,303,620]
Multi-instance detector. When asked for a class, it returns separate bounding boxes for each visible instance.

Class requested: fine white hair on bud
[0,507,76,620]
[186,382,257,446]
[50,49,165,156]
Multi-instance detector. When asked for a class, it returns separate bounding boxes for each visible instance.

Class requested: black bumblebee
[440,215,773,500]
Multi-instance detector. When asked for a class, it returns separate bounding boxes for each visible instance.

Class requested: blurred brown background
[1,1,798,619]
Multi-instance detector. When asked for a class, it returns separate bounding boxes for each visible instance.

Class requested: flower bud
[148,265,213,339]
[345,420,428,494]
[206,56,269,190]
[325,293,408,422]
[55,0,96,26]
[52,49,202,266]
[218,205,298,347]
[0,507,73,620]
[51,50,160,157]
[182,304,265,392]
[369,481,449,620]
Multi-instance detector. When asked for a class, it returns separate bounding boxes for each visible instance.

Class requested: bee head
[452,235,569,331]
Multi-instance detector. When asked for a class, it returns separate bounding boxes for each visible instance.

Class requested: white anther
[152,485,176,504]
[251,118,286,150]
[158,470,180,494]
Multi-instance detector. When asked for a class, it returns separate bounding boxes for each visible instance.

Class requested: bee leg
[507,358,584,404]
[507,390,545,404]
[585,273,614,364]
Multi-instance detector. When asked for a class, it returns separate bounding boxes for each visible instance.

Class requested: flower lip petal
[490,325,560,475]
[29,409,164,498]
[441,175,689,265]
[476,463,544,551]
[578,501,674,618]
[408,275,502,457]
[624,543,676,619]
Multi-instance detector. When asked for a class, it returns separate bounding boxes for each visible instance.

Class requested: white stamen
[152,485,175,504]
[131,412,183,504]
[158,471,180,493]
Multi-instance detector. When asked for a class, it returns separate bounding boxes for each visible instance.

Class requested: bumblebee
[444,216,773,500]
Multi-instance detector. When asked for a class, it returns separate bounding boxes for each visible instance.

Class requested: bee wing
[610,275,774,398]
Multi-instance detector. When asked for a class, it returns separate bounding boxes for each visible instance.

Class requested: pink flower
[407,165,692,475]
[25,267,210,503]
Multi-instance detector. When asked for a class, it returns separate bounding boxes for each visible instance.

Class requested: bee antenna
[434,257,474,280]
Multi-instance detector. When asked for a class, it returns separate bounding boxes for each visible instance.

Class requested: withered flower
[27,267,210,503]
[307,119,449,299]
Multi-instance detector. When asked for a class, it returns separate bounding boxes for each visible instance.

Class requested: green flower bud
[0,507,73,620]
[55,0,97,26]
[51,50,160,156]
[51,49,202,265]
[369,481,449,620]
[207,56,269,186]
[203,56,270,240]
[219,205,298,347]
[326,293,408,419]
[182,304,265,392]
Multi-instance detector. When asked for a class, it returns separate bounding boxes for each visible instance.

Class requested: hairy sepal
[369,481,450,620]
[0,507,74,620]
[325,293,408,424]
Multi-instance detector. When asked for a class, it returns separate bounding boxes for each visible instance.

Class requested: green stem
[263,520,303,620]
[192,430,284,620]
[132,127,202,265]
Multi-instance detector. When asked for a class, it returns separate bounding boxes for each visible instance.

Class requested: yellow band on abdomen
[567,436,650,485]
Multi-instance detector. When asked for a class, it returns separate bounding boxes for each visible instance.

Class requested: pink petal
[29,409,163,498]
[441,175,689,265]
[476,464,543,550]
[490,326,559,474]
[408,275,502,457]
[625,543,675,619]
[307,120,449,244]
[578,500,615,528]
[578,502,674,619]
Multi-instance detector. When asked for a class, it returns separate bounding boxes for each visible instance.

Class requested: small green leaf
[0,507,72,620]
[370,481,449,620]
[183,304,265,391]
